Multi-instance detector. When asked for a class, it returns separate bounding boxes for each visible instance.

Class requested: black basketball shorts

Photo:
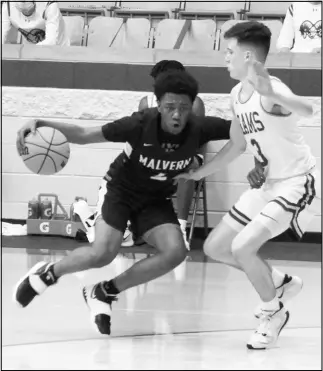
[95,179,179,238]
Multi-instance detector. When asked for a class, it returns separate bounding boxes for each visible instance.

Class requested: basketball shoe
[254,274,303,318]
[83,282,118,335]
[247,302,290,350]
[13,261,58,307]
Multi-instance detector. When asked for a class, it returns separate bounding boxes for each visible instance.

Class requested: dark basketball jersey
[101,108,230,197]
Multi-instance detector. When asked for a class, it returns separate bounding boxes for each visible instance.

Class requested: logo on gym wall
[300,20,322,39]
[18,28,46,44]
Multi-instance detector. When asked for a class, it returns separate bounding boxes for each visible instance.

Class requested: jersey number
[251,139,268,167]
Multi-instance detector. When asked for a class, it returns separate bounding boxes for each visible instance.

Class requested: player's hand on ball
[247,59,274,97]
[247,164,266,189]
[17,119,38,154]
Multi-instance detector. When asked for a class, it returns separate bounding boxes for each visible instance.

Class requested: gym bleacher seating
[244,1,291,21]
[113,2,180,28]
[178,1,247,22]
[7,2,296,52]
[63,16,85,46]
[87,16,124,48]
[154,19,217,51]
[111,18,151,49]
[58,2,115,25]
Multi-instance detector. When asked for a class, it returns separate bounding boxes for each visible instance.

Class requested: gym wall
[2,45,321,231]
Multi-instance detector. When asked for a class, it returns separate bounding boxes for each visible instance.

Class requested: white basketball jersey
[2,2,69,46]
[278,2,322,53]
[232,80,316,180]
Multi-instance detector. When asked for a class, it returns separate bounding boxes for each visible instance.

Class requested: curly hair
[150,60,185,79]
[153,70,198,103]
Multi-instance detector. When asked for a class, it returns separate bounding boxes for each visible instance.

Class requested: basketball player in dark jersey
[121,59,206,248]
[14,70,230,335]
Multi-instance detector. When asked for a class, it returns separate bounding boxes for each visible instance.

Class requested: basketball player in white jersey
[175,21,320,349]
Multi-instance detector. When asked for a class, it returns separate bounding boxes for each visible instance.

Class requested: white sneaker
[122,228,134,247]
[254,274,303,318]
[247,302,290,350]
[83,282,118,335]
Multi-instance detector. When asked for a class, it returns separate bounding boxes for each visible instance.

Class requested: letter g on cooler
[40,222,50,233]
[44,208,52,218]
[66,224,72,235]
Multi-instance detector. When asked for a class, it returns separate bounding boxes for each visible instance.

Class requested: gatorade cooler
[28,198,40,219]
[40,199,53,219]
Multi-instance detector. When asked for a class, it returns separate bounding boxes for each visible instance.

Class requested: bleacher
[5,1,291,50]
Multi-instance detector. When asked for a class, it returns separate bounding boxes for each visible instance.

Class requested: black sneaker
[13,262,57,308]
[83,282,118,335]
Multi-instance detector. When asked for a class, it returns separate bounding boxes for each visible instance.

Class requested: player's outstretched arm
[247,60,313,117]
[17,114,141,152]
[17,119,107,150]
[264,79,313,117]
[175,117,246,181]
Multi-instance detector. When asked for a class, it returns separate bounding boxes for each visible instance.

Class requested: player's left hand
[247,60,274,97]
[173,170,201,182]
[247,165,266,189]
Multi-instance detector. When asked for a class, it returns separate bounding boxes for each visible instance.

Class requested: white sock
[178,219,187,232]
[261,297,280,311]
[271,268,285,288]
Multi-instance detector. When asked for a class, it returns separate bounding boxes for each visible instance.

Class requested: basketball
[19,127,70,175]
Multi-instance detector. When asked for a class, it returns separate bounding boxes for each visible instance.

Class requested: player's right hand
[17,119,38,152]
[247,165,266,189]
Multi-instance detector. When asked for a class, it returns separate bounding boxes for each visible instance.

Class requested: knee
[164,244,187,268]
[203,235,222,260]
[203,236,214,257]
[88,243,116,268]
[231,236,251,263]
[203,235,233,263]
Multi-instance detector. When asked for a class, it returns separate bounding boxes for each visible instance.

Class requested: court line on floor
[2,326,320,349]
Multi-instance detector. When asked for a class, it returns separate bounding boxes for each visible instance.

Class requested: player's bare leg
[13,217,123,308]
[106,224,187,291]
[204,221,300,306]
[204,219,302,349]
[207,219,289,349]
[231,221,290,349]
[230,221,276,300]
[204,221,273,273]
[56,218,122,276]
[83,223,187,334]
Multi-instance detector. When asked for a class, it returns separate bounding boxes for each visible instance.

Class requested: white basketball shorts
[223,169,321,240]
